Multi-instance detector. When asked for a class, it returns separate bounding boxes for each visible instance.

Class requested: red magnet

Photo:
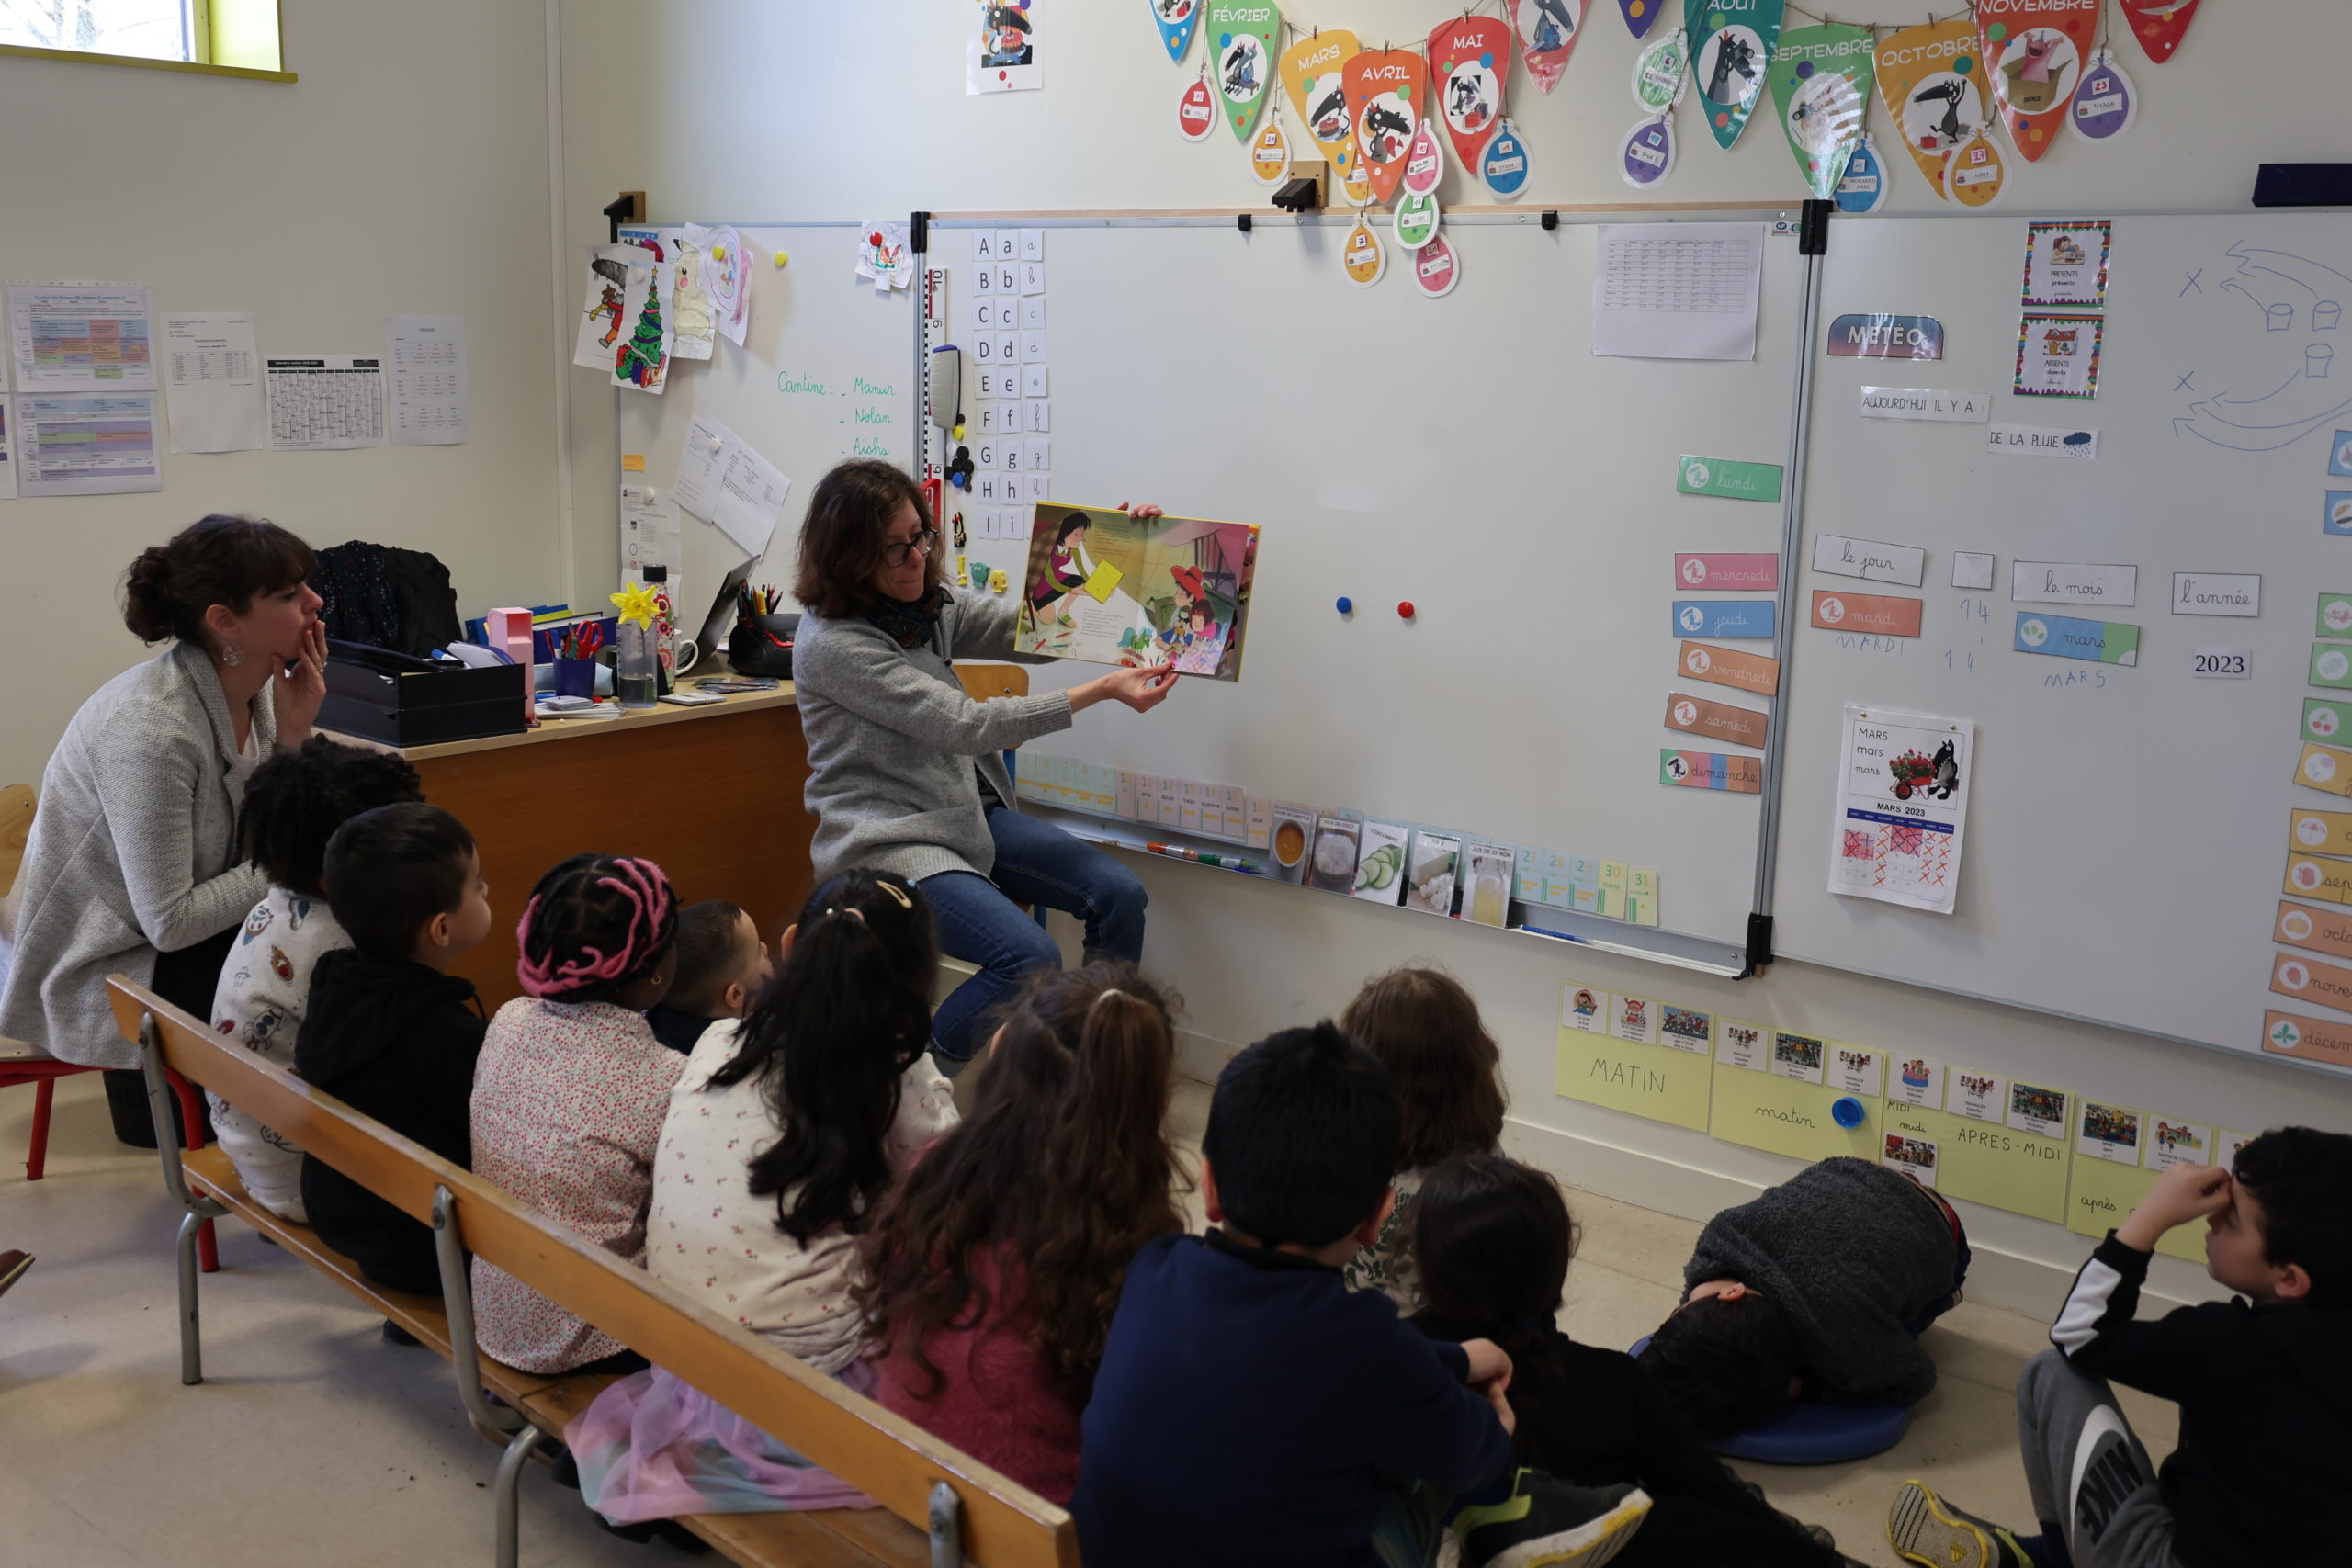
[1397,601,1416,620]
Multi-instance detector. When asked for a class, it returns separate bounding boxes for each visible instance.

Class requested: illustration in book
[1013,502,1258,680]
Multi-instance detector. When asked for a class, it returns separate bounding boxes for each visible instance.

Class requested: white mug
[673,638,699,675]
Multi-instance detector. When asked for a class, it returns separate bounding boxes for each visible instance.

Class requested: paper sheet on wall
[572,245,646,373]
[673,413,791,557]
[8,283,156,391]
[160,311,266,453]
[1829,704,1973,914]
[17,392,162,495]
[1590,223,1762,361]
[687,223,752,348]
[0,398,17,499]
[620,482,683,587]
[266,355,387,449]
[385,315,469,446]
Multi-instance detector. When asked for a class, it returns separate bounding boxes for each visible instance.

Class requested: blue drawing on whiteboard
[2172,242,2352,452]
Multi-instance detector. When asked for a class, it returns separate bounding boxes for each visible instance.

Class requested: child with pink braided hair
[469,852,686,1376]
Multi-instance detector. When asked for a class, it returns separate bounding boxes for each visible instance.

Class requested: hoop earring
[220,642,247,668]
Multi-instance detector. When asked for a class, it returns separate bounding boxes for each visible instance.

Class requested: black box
[320,641,529,748]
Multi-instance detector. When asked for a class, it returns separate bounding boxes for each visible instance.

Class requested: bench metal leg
[929,1480,965,1568]
[492,1422,548,1568]
[169,1074,220,1274]
[27,1075,55,1180]
[141,1017,226,1387]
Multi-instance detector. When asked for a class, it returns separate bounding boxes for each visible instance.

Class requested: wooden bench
[110,975,1079,1568]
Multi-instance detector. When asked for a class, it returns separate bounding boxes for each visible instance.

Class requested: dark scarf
[863,585,947,649]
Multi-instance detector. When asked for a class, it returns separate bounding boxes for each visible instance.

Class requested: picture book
[1013,501,1260,680]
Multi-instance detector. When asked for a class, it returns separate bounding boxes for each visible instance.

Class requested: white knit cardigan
[0,642,270,1068]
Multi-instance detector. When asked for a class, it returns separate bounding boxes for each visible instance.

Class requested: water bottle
[615,617,658,708]
[643,564,679,694]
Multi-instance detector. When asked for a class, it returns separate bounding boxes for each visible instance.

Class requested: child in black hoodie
[296,803,492,1296]
[1409,1155,1854,1568]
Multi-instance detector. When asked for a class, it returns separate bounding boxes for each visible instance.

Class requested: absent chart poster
[968,1,1040,94]
[1830,704,1973,915]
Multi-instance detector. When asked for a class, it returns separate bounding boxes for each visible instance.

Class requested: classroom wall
[0,2,564,789]
[552,0,2352,1311]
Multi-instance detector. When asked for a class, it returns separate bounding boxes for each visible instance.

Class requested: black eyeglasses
[883,528,939,568]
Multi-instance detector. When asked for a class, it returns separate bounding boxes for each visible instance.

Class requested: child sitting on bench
[642,899,768,1054]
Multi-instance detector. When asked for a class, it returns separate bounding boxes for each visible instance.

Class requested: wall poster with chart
[1829,705,1974,915]
[1012,502,1259,680]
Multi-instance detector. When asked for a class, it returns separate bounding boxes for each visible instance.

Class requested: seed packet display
[1462,840,1517,927]
[1351,819,1410,903]
[1889,1055,1945,1109]
[1562,983,1610,1032]
[1308,815,1363,893]
[1269,803,1318,884]
[1720,1019,1768,1070]
[1403,829,1463,916]
[1771,1031,1827,1085]
[1659,1005,1713,1055]
[2007,1080,2070,1138]
[1951,1067,2006,1122]
[2076,1100,2142,1165]
[1883,1132,1940,1189]
[1611,993,1660,1044]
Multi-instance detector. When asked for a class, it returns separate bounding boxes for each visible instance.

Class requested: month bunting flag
[1281,30,1363,185]
[1618,0,1666,39]
[1510,0,1586,96]
[1686,0,1784,151]
[1769,25,1873,199]
[1428,16,1514,169]
[1975,0,2098,163]
[1209,2,1282,142]
[1148,0,1201,64]
[2120,0,2199,65]
[1345,48,1429,205]
[1877,17,1995,200]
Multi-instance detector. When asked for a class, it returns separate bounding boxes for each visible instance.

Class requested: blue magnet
[1831,1095,1866,1129]
[1336,596,1353,615]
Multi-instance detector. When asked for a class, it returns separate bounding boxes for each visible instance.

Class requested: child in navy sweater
[1074,1021,1652,1568]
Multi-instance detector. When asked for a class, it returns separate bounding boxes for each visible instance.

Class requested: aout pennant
[1429,16,1513,169]
[1976,0,2098,164]
[1687,0,1783,151]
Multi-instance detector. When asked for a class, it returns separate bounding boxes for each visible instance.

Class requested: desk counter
[328,684,813,1010]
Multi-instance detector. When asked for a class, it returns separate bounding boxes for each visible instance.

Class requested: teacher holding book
[790,460,1178,1066]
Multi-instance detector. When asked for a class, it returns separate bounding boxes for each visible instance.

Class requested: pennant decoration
[1621,116,1676,189]
[1482,119,1532,197]
[1343,214,1386,287]
[1510,0,1587,96]
[2121,0,2199,65]
[1280,30,1363,187]
[1687,0,1784,151]
[2071,47,2137,143]
[1344,48,1429,206]
[1768,25,1873,201]
[1618,0,1665,39]
[1876,17,1994,200]
[1401,118,1446,197]
[1411,231,1462,299]
[1178,67,1218,141]
[1834,132,1891,213]
[1428,15,1512,170]
[1632,26,1691,114]
[1250,115,1291,185]
[1976,0,2098,164]
[1396,191,1441,251]
[1946,130,2008,209]
[1209,2,1282,143]
[1149,0,1202,64]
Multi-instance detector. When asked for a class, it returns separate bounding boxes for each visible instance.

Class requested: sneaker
[1452,1471,1652,1568]
[1888,1481,2032,1568]
[381,1319,424,1348]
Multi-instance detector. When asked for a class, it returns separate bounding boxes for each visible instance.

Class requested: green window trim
[0,1,292,82]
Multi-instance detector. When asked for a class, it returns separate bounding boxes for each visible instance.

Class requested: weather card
[1013,502,1258,680]
[1829,704,1973,914]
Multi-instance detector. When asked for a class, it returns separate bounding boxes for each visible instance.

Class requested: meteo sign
[1826,313,1944,360]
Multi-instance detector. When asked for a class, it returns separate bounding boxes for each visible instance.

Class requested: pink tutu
[567,1359,881,1524]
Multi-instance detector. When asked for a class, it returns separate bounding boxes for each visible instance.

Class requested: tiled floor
[0,1071,2176,1568]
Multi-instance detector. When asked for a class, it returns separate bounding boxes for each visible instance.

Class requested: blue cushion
[1627,1334,1911,1465]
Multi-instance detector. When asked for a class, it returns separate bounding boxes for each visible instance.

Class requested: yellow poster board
[1555,1026,1713,1132]
[1710,1062,1882,1163]
[2064,1156,2203,1263]
[1882,1103,2069,1224]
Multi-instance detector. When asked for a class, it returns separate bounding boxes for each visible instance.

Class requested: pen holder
[551,657,597,699]
[729,612,799,679]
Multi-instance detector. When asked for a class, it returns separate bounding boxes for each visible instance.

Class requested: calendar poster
[1829,704,1975,914]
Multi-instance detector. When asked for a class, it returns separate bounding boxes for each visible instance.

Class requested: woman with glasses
[789,460,1178,1066]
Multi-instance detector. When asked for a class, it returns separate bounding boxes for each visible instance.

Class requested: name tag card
[2014,561,2137,607]
[2171,573,2260,617]
[1813,534,1927,587]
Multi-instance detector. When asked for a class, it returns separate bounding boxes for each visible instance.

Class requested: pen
[1519,923,1589,945]
[1146,842,1264,875]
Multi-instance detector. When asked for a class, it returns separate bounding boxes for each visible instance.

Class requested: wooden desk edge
[323,682,800,761]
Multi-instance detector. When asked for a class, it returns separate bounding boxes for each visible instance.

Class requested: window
[0,1,290,78]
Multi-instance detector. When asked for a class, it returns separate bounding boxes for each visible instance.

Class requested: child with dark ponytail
[568,869,959,1527]
[859,962,1185,1504]
[469,854,683,1375]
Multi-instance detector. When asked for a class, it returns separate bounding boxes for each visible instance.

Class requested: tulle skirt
[567,1359,881,1524]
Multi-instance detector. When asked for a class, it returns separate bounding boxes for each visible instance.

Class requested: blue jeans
[921,807,1148,1060]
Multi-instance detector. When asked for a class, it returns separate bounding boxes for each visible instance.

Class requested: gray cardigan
[0,643,272,1068]
[793,590,1073,886]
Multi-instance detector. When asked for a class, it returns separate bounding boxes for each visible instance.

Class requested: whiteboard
[615,224,918,645]
[1773,212,2352,1069]
[931,215,1808,957]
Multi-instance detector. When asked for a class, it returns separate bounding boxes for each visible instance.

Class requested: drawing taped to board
[2173,241,2352,453]
[967,0,1040,93]
[1831,705,1973,915]
[1014,502,1259,680]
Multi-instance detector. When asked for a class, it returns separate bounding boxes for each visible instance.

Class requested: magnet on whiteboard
[643,488,657,503]
[709,437,724,454]
[1831,1096,1865,1129]
[1336,596,1353,615]
[1397,601,1416,620]
[774,251,790,267]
